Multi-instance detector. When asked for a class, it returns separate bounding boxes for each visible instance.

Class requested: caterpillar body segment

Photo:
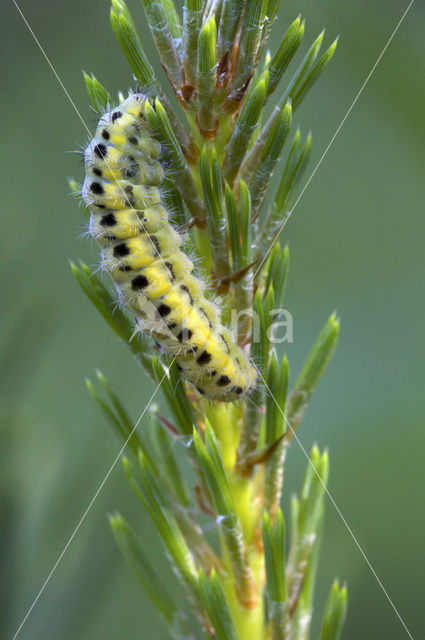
[82,94,256,401]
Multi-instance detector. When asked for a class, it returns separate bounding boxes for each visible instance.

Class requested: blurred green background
[1,0,424,638]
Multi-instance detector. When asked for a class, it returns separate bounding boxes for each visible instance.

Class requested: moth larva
[82,94,256,401]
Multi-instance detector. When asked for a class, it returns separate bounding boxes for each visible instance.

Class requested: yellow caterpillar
[82,94,256,401]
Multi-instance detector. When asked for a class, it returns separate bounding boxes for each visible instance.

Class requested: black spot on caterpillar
[82,94,256,401]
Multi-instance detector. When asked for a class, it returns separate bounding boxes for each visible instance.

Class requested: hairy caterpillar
[82,94,256,401]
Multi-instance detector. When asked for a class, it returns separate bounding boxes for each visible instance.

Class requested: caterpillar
[82,94,256,401]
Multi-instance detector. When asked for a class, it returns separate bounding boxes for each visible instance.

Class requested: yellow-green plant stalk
[72,1,347,638]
